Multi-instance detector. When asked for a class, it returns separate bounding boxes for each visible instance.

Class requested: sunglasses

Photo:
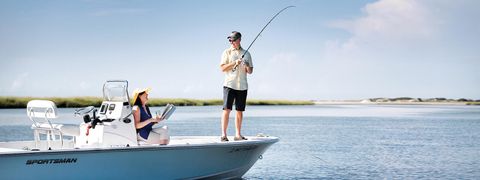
[229,38,238,42]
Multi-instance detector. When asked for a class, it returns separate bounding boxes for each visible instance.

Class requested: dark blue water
[1,105,479,179]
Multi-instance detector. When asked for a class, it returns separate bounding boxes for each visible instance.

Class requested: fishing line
[232,5,295,72]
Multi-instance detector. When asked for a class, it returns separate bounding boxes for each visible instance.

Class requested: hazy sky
[1,0,479,100]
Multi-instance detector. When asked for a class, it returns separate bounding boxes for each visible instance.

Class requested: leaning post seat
[27,100,80,149]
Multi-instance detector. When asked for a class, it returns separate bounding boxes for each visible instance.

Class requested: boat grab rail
[27,100,58,130]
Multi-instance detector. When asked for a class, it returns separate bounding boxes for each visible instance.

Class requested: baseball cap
[227,31,242,41]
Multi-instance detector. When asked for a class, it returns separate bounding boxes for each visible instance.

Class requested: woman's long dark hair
[134,92,152,117]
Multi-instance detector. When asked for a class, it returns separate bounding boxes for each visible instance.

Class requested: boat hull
[0,136,278,179]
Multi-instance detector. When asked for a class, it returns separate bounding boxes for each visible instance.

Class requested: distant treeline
[367,97,480,105]
[0,96,314,108]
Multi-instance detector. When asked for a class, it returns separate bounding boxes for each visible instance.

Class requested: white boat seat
[30,123,80,137]
[27,100,78,149]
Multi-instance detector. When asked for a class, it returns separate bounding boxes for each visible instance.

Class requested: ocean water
[1,105,479,179]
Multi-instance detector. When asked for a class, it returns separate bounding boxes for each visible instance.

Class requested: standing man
[220,31,253,142]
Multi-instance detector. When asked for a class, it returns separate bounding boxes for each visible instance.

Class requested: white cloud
[358,0,432,38]
[316,0,446,99]
[327,0,437,59]
[317,0,480,99]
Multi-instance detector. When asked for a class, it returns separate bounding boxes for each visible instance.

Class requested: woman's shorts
[137,126,169,144]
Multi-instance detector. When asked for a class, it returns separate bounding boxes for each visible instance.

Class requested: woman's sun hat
[132,87,151,105]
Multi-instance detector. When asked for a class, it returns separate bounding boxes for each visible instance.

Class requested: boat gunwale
[0,136,279,157]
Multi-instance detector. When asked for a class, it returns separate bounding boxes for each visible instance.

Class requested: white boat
[0,80,278,179]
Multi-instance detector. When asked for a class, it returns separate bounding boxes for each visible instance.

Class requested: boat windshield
[103,80,129,102]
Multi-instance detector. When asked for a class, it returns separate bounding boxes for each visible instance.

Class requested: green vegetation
[147,98,224,106]
[0,96,313,108]
[247,99,314,105]
[0,97,103,108]
[4,96,476,108]
[466,102,480,106]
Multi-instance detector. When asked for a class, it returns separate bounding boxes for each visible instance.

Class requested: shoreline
[0,96,478,108]
[0,96,313,108]
[313,100,473,106]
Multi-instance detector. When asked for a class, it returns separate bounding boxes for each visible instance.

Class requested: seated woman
[132,88,169,145]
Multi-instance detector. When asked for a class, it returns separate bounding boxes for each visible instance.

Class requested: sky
[1,0,479,100]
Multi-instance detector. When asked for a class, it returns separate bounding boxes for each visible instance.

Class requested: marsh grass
[247,100,314,105]
[0,97,103,108]
[0,96,313,108]
[466,102,480,105]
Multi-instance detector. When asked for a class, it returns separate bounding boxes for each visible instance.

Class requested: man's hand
[234,59,242,66]
[244,62,253,74]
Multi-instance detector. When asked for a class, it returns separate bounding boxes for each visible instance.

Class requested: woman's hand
[150,116,160,123]
[151,115,164,123]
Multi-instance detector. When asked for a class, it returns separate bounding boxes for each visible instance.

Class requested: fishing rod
[232,5,296,72]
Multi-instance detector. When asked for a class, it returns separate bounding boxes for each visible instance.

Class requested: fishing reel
[232,58,249,72]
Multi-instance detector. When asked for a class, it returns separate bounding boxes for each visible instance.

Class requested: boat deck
[0,136,278,154]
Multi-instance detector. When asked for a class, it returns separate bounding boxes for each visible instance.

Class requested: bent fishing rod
[232,5,295,72]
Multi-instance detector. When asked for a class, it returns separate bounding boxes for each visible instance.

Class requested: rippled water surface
[1,105,479,179]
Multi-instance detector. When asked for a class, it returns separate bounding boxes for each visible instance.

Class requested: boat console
[75,80,138,148]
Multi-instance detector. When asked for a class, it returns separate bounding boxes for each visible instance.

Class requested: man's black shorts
[223,86,248,111]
